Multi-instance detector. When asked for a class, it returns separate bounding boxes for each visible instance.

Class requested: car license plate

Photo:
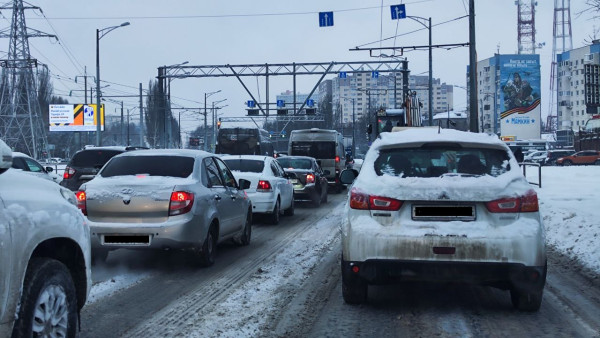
[412,204,476,221]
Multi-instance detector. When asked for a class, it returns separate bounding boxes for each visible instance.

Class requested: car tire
[510,288,543,312]
[283,195,295,216]
[197,225,217,267]
[268,199,281,225]
[312,190,322,208]
[234,210,252,246]
[341,260,367,304]
[12,258,78,338]
[562,160,572,166]
[91,248,109,265]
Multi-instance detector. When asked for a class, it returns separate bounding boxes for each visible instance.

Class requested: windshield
[375,146,511,178]
[222,159,264,173]
[290,141,335,159]
[277,157,312,170]
[100,156,194,178]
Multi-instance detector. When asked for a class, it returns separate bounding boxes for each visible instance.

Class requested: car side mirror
[0,139,12,171]
[239,178,251,190]
[45,166,54,173]
[339,169,358,185]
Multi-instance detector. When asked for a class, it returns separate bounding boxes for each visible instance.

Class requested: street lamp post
[96,22,130,146]
[406,16,432,125]
[340,96,356,157]
[203,90,221,151]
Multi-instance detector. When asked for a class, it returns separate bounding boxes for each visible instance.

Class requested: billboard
[498,54,541,139]
[49,104,104,132]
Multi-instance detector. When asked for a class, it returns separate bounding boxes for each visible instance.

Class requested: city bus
[216,127,274,156]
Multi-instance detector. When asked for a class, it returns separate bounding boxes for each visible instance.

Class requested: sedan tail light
[335,156,340,163]
[349,187,403,211]
[305,174,315,184]
[169,191,194,216]
[485,190,539,213]
[257,180,272,192]
[63,166,76,179]
[75,191,87,215]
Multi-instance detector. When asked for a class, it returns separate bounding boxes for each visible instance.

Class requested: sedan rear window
[100,156,194,178]
[276,158,312,170]
[223,159,264,173]
[375,146,511,178]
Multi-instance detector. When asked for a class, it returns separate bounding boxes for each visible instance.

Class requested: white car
[11,151,61,183]
[0,139,91,337]
[339,128,547,311]
[523,150,547,164]
[222,155,294,224]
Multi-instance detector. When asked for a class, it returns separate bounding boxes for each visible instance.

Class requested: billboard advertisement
[498,54,541,139]
[49,104,104,132]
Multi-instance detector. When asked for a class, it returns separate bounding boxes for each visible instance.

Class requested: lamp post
[406,16,432,126]
[203,90,221,151]
[96,22,130,146]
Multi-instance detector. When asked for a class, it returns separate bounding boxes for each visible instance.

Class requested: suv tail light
[485,190,539,213]
[63,166,76,179]
[335,156,340,163]
[257,180,272,191]
[75,191,87,215]
[306,174,315,184]
[349,187,403,211]
[169,191,194,216]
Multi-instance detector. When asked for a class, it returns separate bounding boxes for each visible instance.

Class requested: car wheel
[283,195,295,216]
[341,260,367,304]
[268,199,281,225]
[197,225,217,267]
[234,210,252,246]
[562,160,572,166]
[510,288,543,312]
[91,248,109,265]
[312,190,322,208]
[12,258,78,338]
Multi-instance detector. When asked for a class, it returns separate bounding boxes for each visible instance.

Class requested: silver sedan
[77,149,253,266]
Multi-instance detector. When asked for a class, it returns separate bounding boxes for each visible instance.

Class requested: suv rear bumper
[341,258,546,291]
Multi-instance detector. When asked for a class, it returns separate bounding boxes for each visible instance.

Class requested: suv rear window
[277,157,312,170]
[223,159,264,173]
[100,156,194,178]
[71,149,124,168]
[375,146,511,178]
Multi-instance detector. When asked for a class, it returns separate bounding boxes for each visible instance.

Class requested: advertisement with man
[499,54,541,139]
[49,104,104,131]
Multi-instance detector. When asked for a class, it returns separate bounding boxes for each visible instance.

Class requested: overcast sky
[1,0,596,133]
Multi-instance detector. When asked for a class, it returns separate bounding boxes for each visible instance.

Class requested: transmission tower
[548,0,572,132]
[516,0,538,54]
[0,0,55,157]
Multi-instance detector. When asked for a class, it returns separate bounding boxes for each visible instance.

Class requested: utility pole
[469,0,479,132]
[139,83,144,147]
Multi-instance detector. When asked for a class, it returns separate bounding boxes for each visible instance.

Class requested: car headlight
[60,187,77,206]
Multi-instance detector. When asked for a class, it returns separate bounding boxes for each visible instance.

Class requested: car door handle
[214,195,222,201]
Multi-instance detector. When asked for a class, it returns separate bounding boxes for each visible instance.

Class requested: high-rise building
[556,41,600,131]
[475,54,541,139]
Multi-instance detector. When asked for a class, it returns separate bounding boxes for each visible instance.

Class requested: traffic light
[217,118,221,129]
[277,109,288,115]
[305,108,316,115]
[247,109,259,116]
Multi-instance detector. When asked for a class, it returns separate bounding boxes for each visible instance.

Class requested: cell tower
[0,0,55,157]
[547,0,572,132]
[516,0,537,54]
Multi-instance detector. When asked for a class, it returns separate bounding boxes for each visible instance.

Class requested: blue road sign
[277,99,284,107]
[371,71,379,79]
[319,12,334,27]
[390,4,406,20]
[339,72,347,78]
[306,99,315,107]
[247,100,255,108]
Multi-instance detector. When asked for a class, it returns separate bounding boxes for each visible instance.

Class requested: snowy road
[79,166,600,337]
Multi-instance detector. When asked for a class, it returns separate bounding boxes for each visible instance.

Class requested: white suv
[339,129,547,311]
[0,139,91,336]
